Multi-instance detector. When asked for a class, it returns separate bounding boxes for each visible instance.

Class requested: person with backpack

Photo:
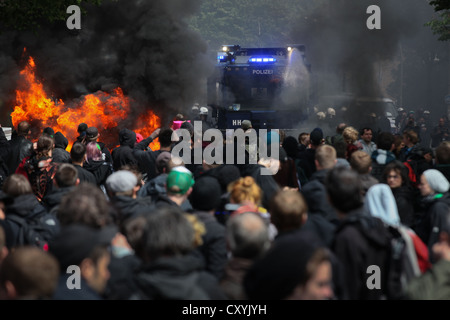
[2,174,59,250]
[405,212,450,299]
[363,183,431,296]
[415,169,450,263]
[326,166,392,300]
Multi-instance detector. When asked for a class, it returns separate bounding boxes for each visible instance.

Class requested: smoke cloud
[288,0,446,134]
[0,0,214,127]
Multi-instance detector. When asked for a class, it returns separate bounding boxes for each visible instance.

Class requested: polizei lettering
[252,69,273,75]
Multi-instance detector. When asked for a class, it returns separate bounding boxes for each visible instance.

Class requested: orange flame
[11,55,161,152]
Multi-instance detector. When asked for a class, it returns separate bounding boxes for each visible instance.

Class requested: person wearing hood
[111,128,138,172]
[415,169,450,263]
[52,132,71,163]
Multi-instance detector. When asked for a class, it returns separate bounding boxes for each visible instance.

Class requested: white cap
[316,112,326,120]
[199,107,208,115]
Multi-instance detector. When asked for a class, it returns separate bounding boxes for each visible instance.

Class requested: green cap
[166,166,194,195]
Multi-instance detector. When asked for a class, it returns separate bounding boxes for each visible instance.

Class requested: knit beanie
[423,169,450,194]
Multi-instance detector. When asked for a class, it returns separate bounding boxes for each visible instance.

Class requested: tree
[0,0,104,32]
[189,0,316,50]
[426,0,450,41]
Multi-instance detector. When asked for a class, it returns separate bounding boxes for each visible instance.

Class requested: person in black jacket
[327,166,392,300]
[69,142,97,185]
[130,206,227,300]
[83,142,113,193]
[105,170,153,228]
[4,121,33,175]
[435,141,450,182]
[52,132,71,163]
[415,169,450,263]
[381,160,417,228]
[188,176,228,280]
[111,128,138,172]
[2,173,59,250]
[83,127,112,164]
[301,144,339,225]
[41,163,79,214]
[49,224,116,300]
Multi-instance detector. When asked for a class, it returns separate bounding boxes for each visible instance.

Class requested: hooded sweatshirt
[111,128,138,171]
[52,132,71,163]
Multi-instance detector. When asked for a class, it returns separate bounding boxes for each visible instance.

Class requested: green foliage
[0,0,104,31]
[426,0,450,41]
[189,0,320,50]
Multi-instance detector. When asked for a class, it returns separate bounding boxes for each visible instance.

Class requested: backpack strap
[6,215,27,246]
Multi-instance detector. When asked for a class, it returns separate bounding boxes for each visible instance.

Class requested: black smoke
[289,0,448,130]
[0,0,214,127]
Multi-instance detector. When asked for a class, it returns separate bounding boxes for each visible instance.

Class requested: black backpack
[7,207,60,250]
[343,215,420,300]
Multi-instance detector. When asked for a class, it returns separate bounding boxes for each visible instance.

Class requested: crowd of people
[0,104,449,300]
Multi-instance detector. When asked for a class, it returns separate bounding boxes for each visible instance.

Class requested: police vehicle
[206,44,312,130]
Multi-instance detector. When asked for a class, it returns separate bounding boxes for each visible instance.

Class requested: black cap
[48,224,117,270]
[77,123,88,134]
[86,127,99,141]
[310,128,323,145]
[43,127,55,137]
[190,176,222,211]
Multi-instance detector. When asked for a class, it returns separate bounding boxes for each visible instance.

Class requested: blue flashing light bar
[249,57,276,63]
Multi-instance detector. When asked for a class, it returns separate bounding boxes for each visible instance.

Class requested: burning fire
[11,55,161,151]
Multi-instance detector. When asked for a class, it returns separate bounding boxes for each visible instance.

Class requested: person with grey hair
[415,169,450,262]
[405,211,450,299]
[220,211,270,300]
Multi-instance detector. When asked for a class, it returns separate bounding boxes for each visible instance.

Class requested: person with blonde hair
[228,176,276,238]
[342,126,361,160]
[228,176,263,210]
